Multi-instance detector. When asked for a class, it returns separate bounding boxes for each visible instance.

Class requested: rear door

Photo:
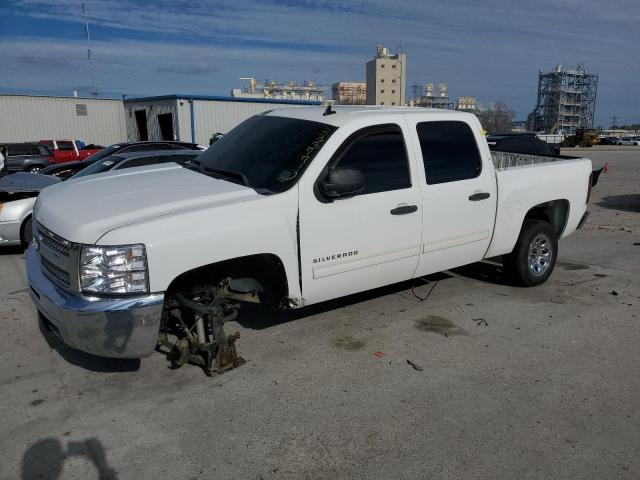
[407,118,497,276]
[55,141,78,163]
[298,121,423,304]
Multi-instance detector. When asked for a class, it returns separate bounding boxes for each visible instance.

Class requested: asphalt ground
[1,146,639,479]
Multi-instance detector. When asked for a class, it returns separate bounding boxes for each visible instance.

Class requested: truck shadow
[451,259,510,286]
[596,194,640,213]
[235,264,506,331]
[22,436,118,480]
[38,317,140,373]
[0,245,25,255]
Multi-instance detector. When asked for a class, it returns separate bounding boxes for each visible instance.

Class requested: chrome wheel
[528,234,552,276]
[29,167,41,173]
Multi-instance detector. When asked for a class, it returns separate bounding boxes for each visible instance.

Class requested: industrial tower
[529,64,598,134]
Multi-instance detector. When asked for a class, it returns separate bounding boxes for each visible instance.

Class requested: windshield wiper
[202,166,251,188]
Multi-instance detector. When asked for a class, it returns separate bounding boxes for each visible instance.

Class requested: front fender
[96,188,302,301]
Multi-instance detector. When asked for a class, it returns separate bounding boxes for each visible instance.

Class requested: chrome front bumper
[26,245,164,358]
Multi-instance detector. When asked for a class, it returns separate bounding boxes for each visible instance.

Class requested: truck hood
[36,163,260,243]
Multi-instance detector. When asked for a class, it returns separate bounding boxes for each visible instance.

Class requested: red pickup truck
[39,140,103,164]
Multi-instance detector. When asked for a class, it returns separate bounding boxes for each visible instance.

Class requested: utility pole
[610,116,618,127]
[83,2,98,97]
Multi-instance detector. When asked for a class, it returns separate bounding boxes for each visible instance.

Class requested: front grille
[39,228,71,257]
[34,221,78,291]
[41,256,71,287]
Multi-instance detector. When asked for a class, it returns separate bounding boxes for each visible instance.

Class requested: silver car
[0,150,201,247]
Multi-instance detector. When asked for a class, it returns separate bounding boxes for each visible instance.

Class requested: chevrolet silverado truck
[27,106,593,374]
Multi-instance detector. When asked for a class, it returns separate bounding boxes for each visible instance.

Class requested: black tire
[28,166,43,173]
[503,219,557,287]
[21,217,33,246]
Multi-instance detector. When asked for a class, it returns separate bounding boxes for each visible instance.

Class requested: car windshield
[195,115,336,194]
[71,155,125,179]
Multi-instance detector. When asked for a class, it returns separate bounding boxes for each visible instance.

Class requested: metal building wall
[187,99,293,145]
[123,99,180,142]
[0,95,126,145]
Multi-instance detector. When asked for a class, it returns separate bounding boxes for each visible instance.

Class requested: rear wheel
[504,219,557,287]
[28,166,42,173]
[21,217,33,246]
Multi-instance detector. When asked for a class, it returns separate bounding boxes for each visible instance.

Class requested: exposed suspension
[158,278,260,376]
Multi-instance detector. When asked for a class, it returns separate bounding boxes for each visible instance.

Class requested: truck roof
[263,105,477,127]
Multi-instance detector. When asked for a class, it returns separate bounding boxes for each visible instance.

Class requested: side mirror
[320,168,365,199]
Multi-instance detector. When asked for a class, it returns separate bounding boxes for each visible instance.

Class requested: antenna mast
[83,2,97,97]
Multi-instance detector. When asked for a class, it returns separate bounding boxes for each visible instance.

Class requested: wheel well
[166,253,289,309]
[20,215,33,244]
[523,200,569,237]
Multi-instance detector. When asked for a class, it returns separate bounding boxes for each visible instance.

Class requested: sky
[0,0,638,126]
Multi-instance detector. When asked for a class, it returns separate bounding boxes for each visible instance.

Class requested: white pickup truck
[27,106,593,374]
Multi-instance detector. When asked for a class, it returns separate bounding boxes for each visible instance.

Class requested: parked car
[1,143,54,173]
[39,140,103,164]
[0,149,201,247]
[26,106,593,375]
[598,136,620,145]
[0,172,60,246]
[617,137,640,146]
[39,140,203,179]
[486,133,557,155]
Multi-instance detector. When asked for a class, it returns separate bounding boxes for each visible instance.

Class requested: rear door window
[416,121,482,184]
[57,141,75,151]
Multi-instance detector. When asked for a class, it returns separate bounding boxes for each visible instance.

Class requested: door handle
[390,205,418,215]
[468,192,490,201]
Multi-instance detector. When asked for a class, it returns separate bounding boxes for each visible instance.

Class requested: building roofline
[122,94,323,105]
[0,93,121,101]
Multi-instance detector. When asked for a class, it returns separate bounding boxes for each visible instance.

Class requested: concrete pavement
[1,147,639,479]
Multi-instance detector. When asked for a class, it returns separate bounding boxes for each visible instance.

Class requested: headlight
[80,244,149,294]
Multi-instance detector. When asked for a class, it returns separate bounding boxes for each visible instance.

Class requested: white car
[27,106,593,374]
[618,137,640,146]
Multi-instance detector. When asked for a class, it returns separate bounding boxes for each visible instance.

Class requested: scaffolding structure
[331,82,367,105]
[530,64,598,134]
[231,78,325,102]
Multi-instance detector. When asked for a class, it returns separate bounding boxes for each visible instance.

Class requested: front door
[298,123,422,305]
[408,119,497,276]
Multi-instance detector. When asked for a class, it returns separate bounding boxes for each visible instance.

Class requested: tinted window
[198,115,336,194]
[122,143,175,152]
[117,156,162,169]
[333,127,410,195]
[57,141,75,150]
[71,155,125,178]
[8,145,29,156]
[417,121,482,184]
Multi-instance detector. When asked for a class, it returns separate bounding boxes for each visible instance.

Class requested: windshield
[195,115,336,194]
[71,155,124,179]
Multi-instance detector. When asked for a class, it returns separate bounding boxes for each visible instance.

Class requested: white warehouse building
[0,94,127,146]
[0,94,321,147]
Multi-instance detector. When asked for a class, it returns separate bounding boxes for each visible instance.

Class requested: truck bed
[491,151,580,170]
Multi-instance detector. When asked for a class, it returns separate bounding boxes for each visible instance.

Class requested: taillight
[586,173,593,204]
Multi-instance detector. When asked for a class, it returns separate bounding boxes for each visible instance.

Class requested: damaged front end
[158,278,262,376]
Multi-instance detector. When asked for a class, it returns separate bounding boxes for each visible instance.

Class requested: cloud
[0,0,638,123]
